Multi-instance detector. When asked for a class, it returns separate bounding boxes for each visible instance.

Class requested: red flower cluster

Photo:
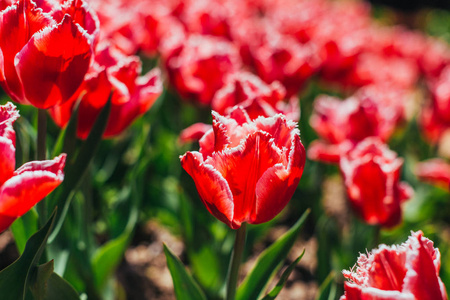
[49,41,163,139]
[0,0,98,109]
[165,34,242,105]
[308,84,409,164]
[340,138,413,227]
[180,107,305,229]
[0,103,65,232]
[341,231,447,300]
[212,71,299,122]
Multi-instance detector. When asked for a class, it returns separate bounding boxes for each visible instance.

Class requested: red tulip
[415,159,450,191]
[308,85,407,164]
[165,34,241,105]
[180,107,305,229]
[420,66,450,144]
[340,137,413,227]
[211,71,300,122]
[0,0,99,109]
[0,103,66,232]
[252,34,321,97]
[49,41,163,139]
[341,231,447,300]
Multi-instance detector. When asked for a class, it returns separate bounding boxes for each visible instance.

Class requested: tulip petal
[252,114,299,150]
[0,0,55,103]
[104,68,162,138]
[179,123,212,144]
[404,233,447,300]
[0,154,66,232]
[207,131,285,224]
[0,103,19,185]
[0,137,15,186]
[180,151,236,228]
[254,134,305,223]
[342,283,414,300]
[15,14,92,108]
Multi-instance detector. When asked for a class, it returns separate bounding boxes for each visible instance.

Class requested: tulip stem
[373,225,381,248]
[226,223,247,300]
[37,109,47,225]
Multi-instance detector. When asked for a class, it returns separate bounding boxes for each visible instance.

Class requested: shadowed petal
[180,151,236,228]
[254,134,304,223]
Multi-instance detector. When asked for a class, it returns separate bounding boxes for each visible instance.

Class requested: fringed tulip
[341,231,448,300]
[180,106,305,229]
[49,41,163,139]
[340,137,413,227]
[0,0,99,109]
[0,103,66,232]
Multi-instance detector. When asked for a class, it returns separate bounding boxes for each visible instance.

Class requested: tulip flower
[415,159,450,191]
[0,0,99,109]
[49,41,163,139]
[341,231,448,300]
[420,66,450,144]
[0,103,66,232]
[340,137,413,227]
[212,71,300,122]
[180,106,305,229]
[308,84,407,164]
[165,34,242,105]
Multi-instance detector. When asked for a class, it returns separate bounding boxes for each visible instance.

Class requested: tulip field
[1,0,450,299]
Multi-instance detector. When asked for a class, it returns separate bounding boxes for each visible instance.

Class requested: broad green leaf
[261,250,305,300]
[49,98,111,242]
[0,210,56,300]
[163,244,207,300]
[44,273,80,300]
[236,209,310,300]
[10,209,39,254]
[30,261,54,300]
[91,234,128,289]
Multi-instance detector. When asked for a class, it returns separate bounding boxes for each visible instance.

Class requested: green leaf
[92,175,140,291]
[44,273,80,300]
[315,271,336,300]
[163,244,207,300]
[236,209,310,300]
[260,250,305,300]
[10,209,39,254]
[29,260,54,300]
[52,101,79,159]
[0,210,56,300]
[48,97,111,242]
[91,234,128,289]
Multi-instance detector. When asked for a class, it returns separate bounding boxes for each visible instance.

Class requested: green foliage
[236,209,310,300]
[164,244,207,300]
[260,250,305,300]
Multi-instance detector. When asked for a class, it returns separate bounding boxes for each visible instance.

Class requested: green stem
[37,109,47,225]
[226,223,247,300]
[373,225,381,248]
